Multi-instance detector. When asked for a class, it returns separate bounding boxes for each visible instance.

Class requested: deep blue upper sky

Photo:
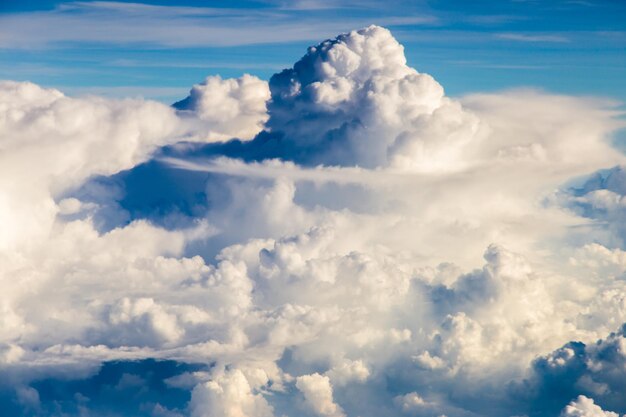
[1,0,625,103]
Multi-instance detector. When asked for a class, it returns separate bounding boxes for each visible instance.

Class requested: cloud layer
[1,25,626,417]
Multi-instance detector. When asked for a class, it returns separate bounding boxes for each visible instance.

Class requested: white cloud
[264,25,483,170]
[496,33,570,43]
[296,373,345,417]
[1,24,626,417]
[190,368,274,417]
[394,392,428,413]
[0,80,179,251]
[560,396,619,417]
[325,359,370,385]
[175,75,270,141]
[0,77,273,252]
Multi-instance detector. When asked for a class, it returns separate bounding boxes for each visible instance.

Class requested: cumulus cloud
[325,359,370,386]
[174,74,270,141]
[0,80,179,250]
[561,396,620,417]
[557,166,626,248]
[510,325,626,415]
[0,77,271,251]
[296,373,345,417]
[190,368,274,417]
[394,392,428,413]
[2,24,626,417]
[260,25,482,169]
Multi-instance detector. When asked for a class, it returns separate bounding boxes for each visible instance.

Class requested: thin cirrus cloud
[0,1,437,48]
[496,32,571,42]
[3,23,626,417]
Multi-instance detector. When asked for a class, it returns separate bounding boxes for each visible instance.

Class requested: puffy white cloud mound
[266,25,481,169]
[0,81,181,250]
[296,373,345,417]
[0,81,179,185]
[175,74,270,141]
[258,25,623,177]
[394,392,428,413]
[561,396,619,417]
[190,368,274,417]
[0,76,273,252]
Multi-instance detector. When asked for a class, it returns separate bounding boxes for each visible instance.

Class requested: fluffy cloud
[561,396,620,417]
[262,25,481,169]
[325,359,370,386]
[0,81,179,250]
[2,25,626,417]
[0,76,271,251]
[511,325,626,415]
[296,373,345,417]
[558,166,626,247]
[190,369,274,417]
[174,74,270,141]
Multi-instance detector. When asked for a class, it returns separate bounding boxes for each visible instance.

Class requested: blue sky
[1,0,625,103]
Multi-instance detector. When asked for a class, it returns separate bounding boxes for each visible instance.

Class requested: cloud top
[265,25,475,169]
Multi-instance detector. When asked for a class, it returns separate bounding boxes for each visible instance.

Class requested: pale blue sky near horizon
[1,0,625,104]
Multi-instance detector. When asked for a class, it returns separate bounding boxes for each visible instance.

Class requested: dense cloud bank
[1,26,626,417]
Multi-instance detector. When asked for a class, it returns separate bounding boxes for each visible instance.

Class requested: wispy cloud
[0,1,437,49]
[269,0,384,11]
[59,85,190,100]
[463,14,528,26]
[108,58,288,71]
[495,33,570,42]
[448,60,548,70]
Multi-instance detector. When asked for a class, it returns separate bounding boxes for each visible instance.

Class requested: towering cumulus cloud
[1,26,626,417]
[217,25,483,170]
[266,25,467,168]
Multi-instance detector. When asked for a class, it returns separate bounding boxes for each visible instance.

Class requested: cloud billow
[1,25,626,417]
